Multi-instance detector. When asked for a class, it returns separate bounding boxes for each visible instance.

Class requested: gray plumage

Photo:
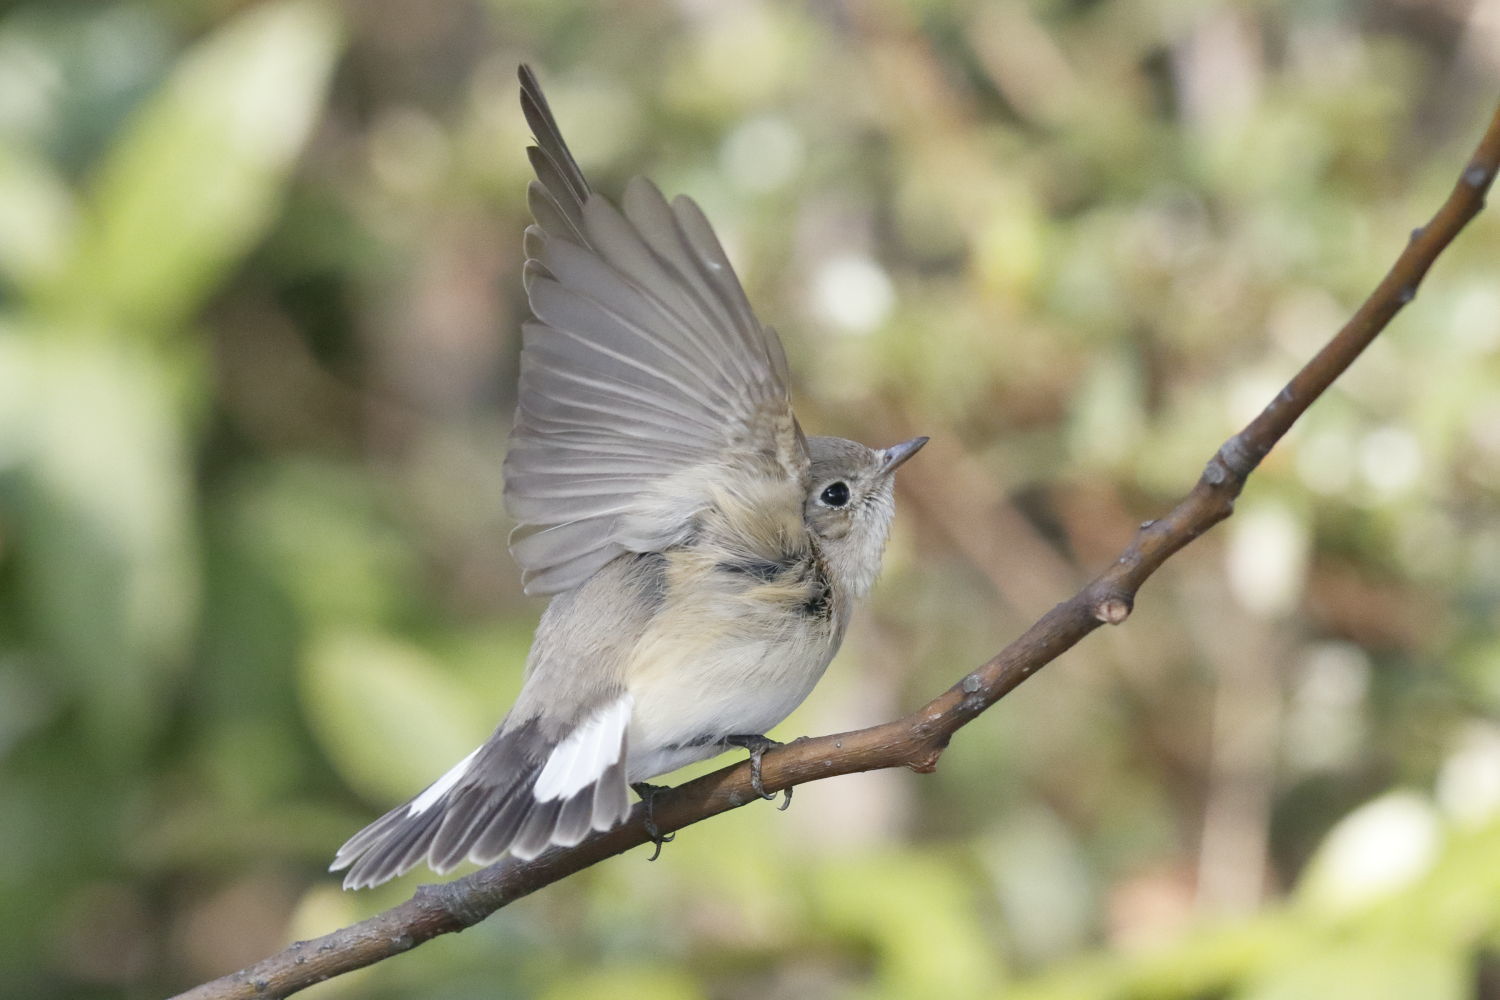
[331,65,925,890]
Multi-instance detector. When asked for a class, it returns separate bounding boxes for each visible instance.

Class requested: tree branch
[173,102,1500,1000]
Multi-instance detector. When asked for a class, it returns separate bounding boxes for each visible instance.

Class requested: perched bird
[331,66,926,890]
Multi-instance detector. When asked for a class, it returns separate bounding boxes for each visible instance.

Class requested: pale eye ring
[819,481,850,507]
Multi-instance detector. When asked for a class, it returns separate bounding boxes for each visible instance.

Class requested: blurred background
[1,0,1499,997]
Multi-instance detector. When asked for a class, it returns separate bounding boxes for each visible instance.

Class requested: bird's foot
[630,781,676,861]
[723,734,792,810]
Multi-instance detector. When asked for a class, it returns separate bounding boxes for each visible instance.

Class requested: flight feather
[504,66,807,595]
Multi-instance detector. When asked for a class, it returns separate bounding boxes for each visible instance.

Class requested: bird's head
[803,435,927,599]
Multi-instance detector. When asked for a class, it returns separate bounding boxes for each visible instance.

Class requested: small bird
[331,66,926,889]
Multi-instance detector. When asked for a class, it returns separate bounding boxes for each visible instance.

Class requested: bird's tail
[330,705,633,890]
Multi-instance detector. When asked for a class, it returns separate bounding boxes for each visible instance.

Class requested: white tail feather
[533,695,633,802]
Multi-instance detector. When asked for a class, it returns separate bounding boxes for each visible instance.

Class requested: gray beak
[878,436,929,474]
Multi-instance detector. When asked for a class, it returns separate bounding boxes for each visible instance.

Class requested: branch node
[961,673,981,694]
[906,745,945,773]
[1213,433,1266,482]
[1139,518,1156,530]
[1410,225,1426,242]
[1094,596,1132,625]
[1465,164,1492,188]
[1397,284,1417,304]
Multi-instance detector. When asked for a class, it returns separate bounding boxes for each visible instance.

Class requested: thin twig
[172,102,1500,1000]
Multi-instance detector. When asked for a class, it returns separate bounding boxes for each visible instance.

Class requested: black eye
[819,482,850,507]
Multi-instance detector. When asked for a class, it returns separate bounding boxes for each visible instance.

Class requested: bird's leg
[630,782,676,861]
[723,734,792,810]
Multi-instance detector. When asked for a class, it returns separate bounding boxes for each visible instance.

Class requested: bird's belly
[623,621,834,783]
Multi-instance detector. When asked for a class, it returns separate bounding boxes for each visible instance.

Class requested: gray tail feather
[330,738,632,890]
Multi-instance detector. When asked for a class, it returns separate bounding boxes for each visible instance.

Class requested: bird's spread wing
[505,66,809,594]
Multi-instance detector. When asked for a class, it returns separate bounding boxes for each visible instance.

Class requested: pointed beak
[878,436,929,474]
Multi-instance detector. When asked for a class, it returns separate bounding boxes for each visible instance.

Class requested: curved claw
[630,781,676,861]
[748,748,777,802]
[725,734,787,805]
[645,830,675,862]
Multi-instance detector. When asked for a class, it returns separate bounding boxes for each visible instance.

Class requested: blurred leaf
[0,147,75,293]
[539,966,702,1000]
[1066,347,1146,468]
[812,851,1005,1000]
[1233,941,1465,1000]
[982,806,1095,964]
[13,335,198,753]
[0,325,33,467]
[227,459,417,627]
[47,0,340,333]
[302,630,493,803]
[1295,792,1443,912]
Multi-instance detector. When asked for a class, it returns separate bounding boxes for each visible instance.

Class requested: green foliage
[54,0,340,334]
[0,1,1497,998]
